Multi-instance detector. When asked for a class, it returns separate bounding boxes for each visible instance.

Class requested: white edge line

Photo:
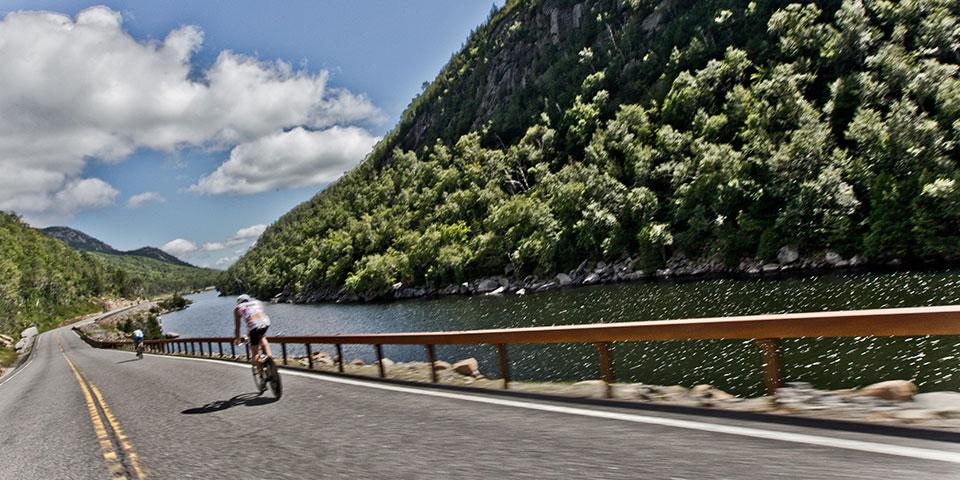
[0,334,41,388]
[144,352,960,464]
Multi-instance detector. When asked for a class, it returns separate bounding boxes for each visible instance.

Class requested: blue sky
[0,1,499,267]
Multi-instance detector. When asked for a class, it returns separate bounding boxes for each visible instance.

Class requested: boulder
[761,263,780,273]
[912,392,960,411]
[516,288,527,296]
[378,358,395,369]
[777,246,800,264]
[433,360,452,371]
[849,255,865,266]
[690,384,734,401]
[350,358,365,366]
[536,282,556,292]
[858,380,917,402]
[20,326,37,339]
[485,286,506,296]
[476,278,500,293]
[621,271,646,281]
[554,273,573,286]
[451,358,481,377]
[824,251,844,266]
[582,273,601,285]
[312,352,335,366]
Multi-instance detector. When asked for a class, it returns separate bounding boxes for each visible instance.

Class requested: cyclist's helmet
[236,294,252,305]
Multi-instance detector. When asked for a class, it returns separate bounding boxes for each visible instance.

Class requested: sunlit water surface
[163,271,960,396]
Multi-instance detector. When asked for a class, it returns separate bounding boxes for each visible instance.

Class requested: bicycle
[238,336,282,399]
[135,341,144,360]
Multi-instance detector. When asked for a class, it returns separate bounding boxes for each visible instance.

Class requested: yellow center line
[88,381,147,479]
[57,334,146,479]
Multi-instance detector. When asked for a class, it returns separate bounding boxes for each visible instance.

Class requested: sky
[0,1,499,268]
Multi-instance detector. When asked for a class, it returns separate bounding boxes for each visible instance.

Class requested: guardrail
[101,306,960,397]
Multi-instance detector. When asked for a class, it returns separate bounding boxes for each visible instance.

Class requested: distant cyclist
[132,328,145,358]
[132,328,144,349]
[233,294,273,387]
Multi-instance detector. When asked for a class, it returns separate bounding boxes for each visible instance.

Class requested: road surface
[2,322,960,479]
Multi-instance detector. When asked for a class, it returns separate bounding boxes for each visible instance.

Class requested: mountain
[42,226,194,267]
[123,247,193,267]
[41,226,117,254]
[221,0,960,302]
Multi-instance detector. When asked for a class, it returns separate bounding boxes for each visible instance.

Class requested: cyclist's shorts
[249,325,268,345]
[133,336,144,343]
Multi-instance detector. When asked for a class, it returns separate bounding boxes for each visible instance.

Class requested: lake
[162,270,960,396]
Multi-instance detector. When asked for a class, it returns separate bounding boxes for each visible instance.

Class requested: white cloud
[0,6,382,219]
[125,191,166,208]
[160,238,198,258]
[234,224,267,239]
[189,127,378,195]
[202,242,226,251]
[198,223,267,253]
[215,255,238,266]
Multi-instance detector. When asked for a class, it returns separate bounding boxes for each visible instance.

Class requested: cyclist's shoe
[258,377,267,393]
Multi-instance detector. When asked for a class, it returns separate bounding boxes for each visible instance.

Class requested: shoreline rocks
[277,247,909,305]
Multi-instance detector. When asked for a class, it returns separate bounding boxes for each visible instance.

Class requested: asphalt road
[3,323,960,479]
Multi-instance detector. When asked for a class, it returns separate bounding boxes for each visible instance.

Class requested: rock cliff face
[391,0,646,158]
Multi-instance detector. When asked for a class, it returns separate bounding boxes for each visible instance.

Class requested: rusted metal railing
[108,306,960,397]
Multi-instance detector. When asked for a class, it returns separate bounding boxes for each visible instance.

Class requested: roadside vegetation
[221,0,958,300]
[117,307,163,340]
[0,212,215,337]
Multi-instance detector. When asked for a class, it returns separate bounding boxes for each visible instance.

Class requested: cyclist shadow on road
[181,393,278,415]
[116,358,141,364]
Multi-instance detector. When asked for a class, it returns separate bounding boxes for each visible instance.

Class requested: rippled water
[163,270,960,396]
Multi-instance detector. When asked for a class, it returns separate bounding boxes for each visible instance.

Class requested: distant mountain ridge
[42,226,194,267]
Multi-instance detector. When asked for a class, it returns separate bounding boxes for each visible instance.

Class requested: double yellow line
[57,334,146,479]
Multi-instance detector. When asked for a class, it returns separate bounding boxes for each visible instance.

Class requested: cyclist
[233,294,273,389]
[132,328,144,351]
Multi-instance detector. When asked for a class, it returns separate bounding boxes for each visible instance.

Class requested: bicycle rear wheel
[265,357,282,399]
[252,362,265,393]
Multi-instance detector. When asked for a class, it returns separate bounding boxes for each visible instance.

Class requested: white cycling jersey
[237,300,271,331]
[132,329,144,339]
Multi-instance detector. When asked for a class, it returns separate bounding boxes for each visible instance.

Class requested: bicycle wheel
[265,357,282,399]
[252,362,265,393]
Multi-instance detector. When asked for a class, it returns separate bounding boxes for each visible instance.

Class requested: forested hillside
[221,0,960,301]
[1,213,217,335]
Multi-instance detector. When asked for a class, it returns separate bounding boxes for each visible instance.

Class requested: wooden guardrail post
[496,344,511,389]
[425,345,438,383]
[595,342,614,398]
[757,338,783,395]
[217,342,223,357]
[336,344,344,373]
[375,344,385,378]
[306,343,314,369]
[281,343,288,366]
[245,343,250,360]
[230,341,235,359]
[199,342,205,356]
